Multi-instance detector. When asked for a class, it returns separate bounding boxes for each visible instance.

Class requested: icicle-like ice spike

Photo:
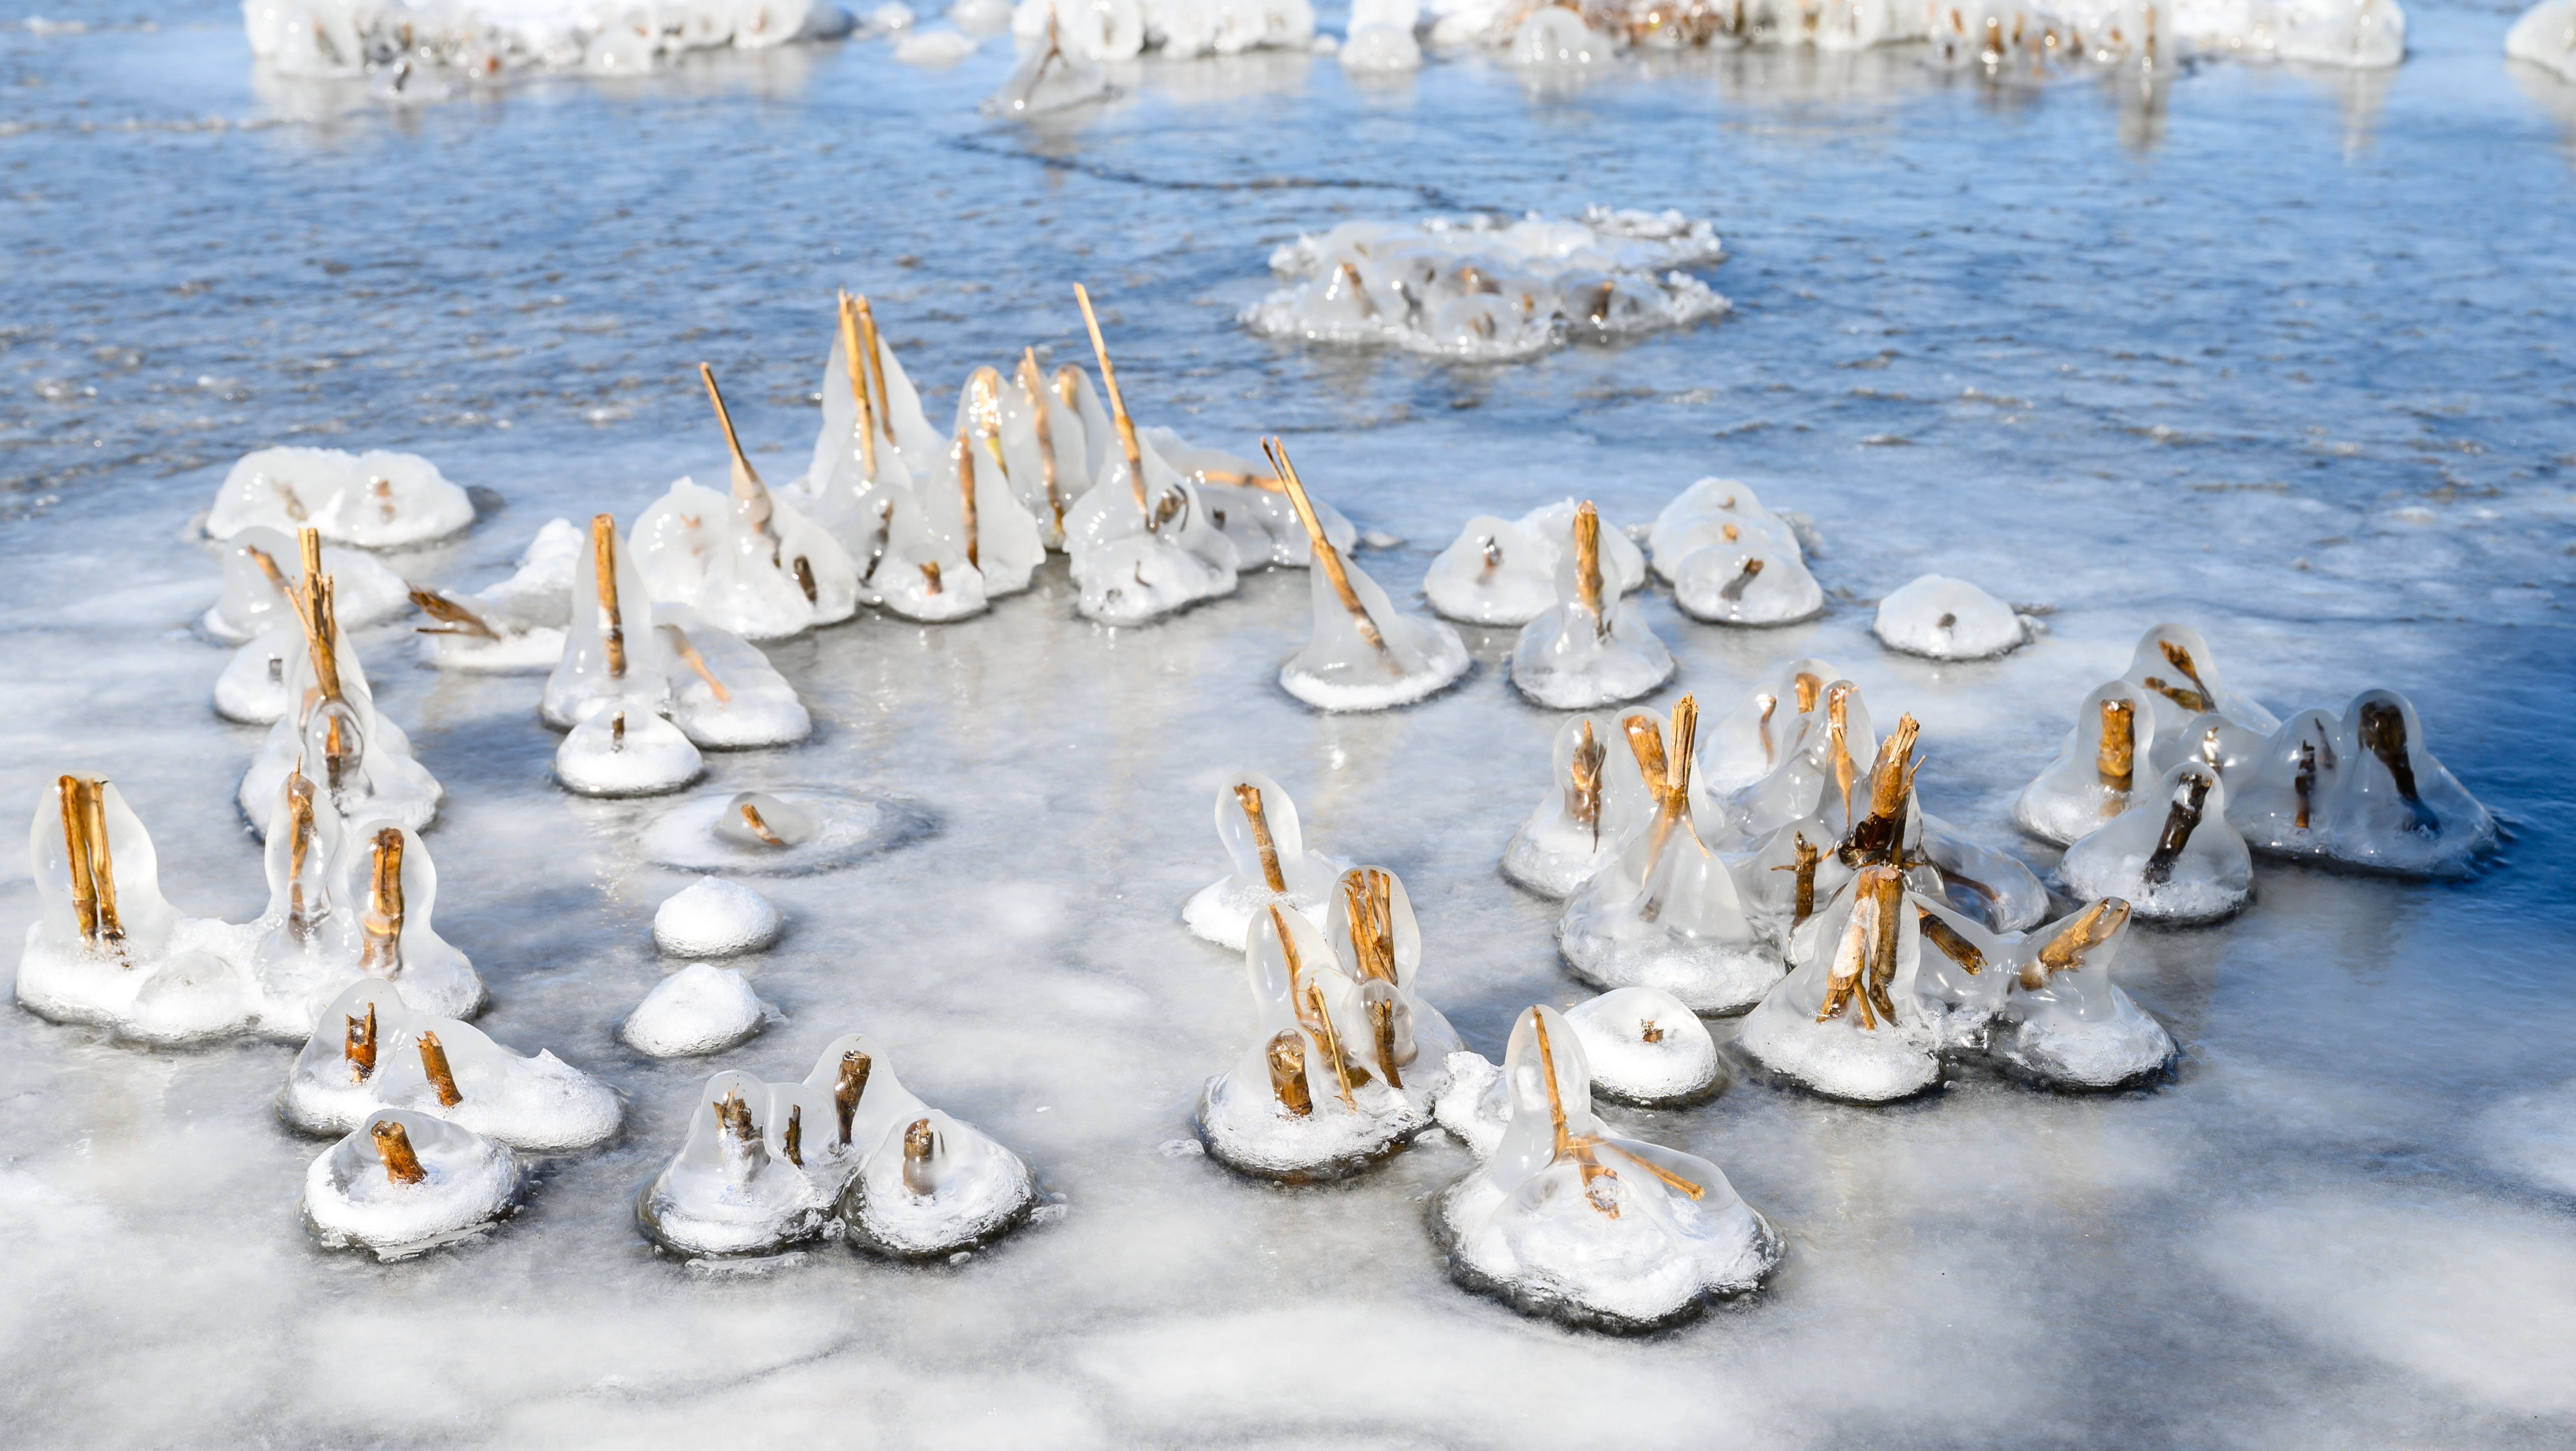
[1264,437,1386,655]
[2022,898,2132,990]
[657,623,731,703]
[360,826,404,977]
[418,1029,464,1108]
[372,1119,427,1186]
[407,586,498,641]
[590,513,626,680]
[698,362,773,541]
[2098,699,2137,789]
[345,1001,378,1083]
[1267,1028,1313,1116]
[1234,784,1288,893]
[2141,772,2212,886]
[835,291,879,479]
[835,1049,871,1148]
[1074,283,1152,525]
[902,1118,937,1197]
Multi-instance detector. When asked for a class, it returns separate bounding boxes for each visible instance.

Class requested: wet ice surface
[5,3,2576,1446]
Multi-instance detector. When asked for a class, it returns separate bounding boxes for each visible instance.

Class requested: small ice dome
[2119,622,2280,738]
[1440,1005,1780,1330]
[1182,773,1345,949]
[635,1071,836,1256]
[1696,657,1839,797]
[1734,866,1942,1104]
[213,626,298,725]
[952,0,1015,31]
[2228,690,2495,876]
[655,876,783,957]
[1501,713,1656,899]
[1425,516,1555,626]
[714,791,820,849]
[844,1109,1040,1257]
[1431,1049,1508,1159]
[1566,987,1723,1106]
[1871,574,2027,660]
[1987,899,2176,1090]
[1647,478,1796,584]
[208,446,476,549]
[302,1109,520,1258]
[623,962,766,1058]
[1514,498,1647,596]
[1509,502,1675,711]
[119,950,261,1046]
[1271,442,1469,711]
[2014,680,2160,846]
[1670,535,1824,626]
[555,708,704,798]
[1341,12,1422,70]
[2509,0,2576,84]
[2058,761,2252,924]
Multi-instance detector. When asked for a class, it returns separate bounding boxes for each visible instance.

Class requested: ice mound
[1432,1048,1509,1158]
[1007,0,1315,61]
[237,531,443,839]
[203,525,410,645]
[637,1035,1036,1259]
[1242,209,1729,362]
[2119,621,2280,741]
[1696,657,1837,797]
[640,787,930,875]
[2227,690,2495,877]
[2014,679,2158,845]
[622,962,767,1057]
[556,707,703,797]
[410,517,582,673]
[933,367,1050,598]
[1987,899,2176,1090]
[302,1108,520,1259]
[2510,0,2576,83]
[655,876,784,957]
[207,445,473,548]
[242,0,847,81]
[1559,699,1782,1013]
[1426,497,1645,627]
[1145,425,1356,571]
[1735,865,1943,1102]
[1566,986,1723,1105]
[1269,442,1469,710]
[984,10,1114,116]
[1649,478,1823,626]
[1182,773,1347,949]
[1871,574,2029,660]
[281,980,621,1149]
[1509,502,1674,710]
[1502,713,1654,898]
[1199,870,1462,1180]
[1342,0,1422,69]
[2058,760,2252,923]
[1439,1005,1780,1331]
[1921,0,2403,70]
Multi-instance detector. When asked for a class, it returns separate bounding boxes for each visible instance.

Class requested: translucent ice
[206,445,474,548]
[2058,760,2253,923]
[1508,502,1675,710]
[1145,424,1356,571]
[243,0,844,80]
[1987,899,2177,1090]
[1695,657,1840,797]
[1648,476,1799,578]
[1341,0,1422,69]
[1501,713,1655,898]
[1439,1005,1779,1330]
[411,517,582,674]
[2227,690,2495,876]
[1734,865,1943,1102]
[983,7,1113,115]
[634,1071,832,1255]
[2013,679,2161,846]
[281,980,620,1150]
[250,814,487,1040]
[1271,442,1470,710]
[1008,0,1313,59]
[622,962,767,1058]
[1181,773,1347,949]
[1510,7,1619,66]
[1061,288,1241,625]
[1564,985,1723,1105]
[2509,0,2576,83]
[301,1109,520,1260]
[555,706,703,798]
[639,787,929,875]
[2119,621,2280,740]
[1426,498,1645,629]
[653,876,784,957]
[1871,573,2029,660]
[212,625,302,726]
[202,525,410,644]
[932,367,1049,598]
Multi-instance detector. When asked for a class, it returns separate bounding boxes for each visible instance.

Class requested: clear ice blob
[1565,985,1724,1106]
[629,473,859,642]
[542,513,673,728]
[1671,532,1824,626]
[1734,866,1943,1103]
[2014,680,2161,845]
[1270,443,1468,710]
[635,1070,836,1256]
[935,368,1050,597]
[653,605,811,747]
[714,791,820,848]
[2509,0,2576,83]
[984,8,1114,116]
[203,525,411,643]
[1914,813,2051,932]
[1182,773,1346,949]
[654,876,784,957]
[1062,286,1242,625]
[1342,0,1424,71]
[1502,713,1656,898]
[1987,899,2177,1090]
[1147,424,1357,570]
[411,517,583,674]
[640,787,930,875]
[1425,515,1557,626]
[1871,573,2029,660]
[1510,7,1617,64]
[554,706,704,798]
[302,1109,520,1260]
[207,446,476,548]
[213,625,301,725]
[622,963,768,1057]
[281,981,620,1150]
[2119,621,2280,739]
[1558,698,1781,1013]
[281,818,487,1031]
[1439,1005,1780,1330]
[1509,501,1675,710]
[1697,658,1840,796]
[2228,690,2496,876]
[2057,760,2252,923]
[1647,477,1798,583]
[1705,677,1877,849]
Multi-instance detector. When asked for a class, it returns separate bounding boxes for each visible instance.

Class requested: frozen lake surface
[5,3,2576,1445]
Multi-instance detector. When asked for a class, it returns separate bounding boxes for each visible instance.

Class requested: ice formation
[301,1108,521,1259]
[1197,870,1461,1180]
[280,980,621,1149]
[1270,441,1470,710]
[628,366,860,641]
[1425,497,1645,627]
[409,517,583,673]
[1565,985,1723,1105]
[206,445,474,548]
[1181,773,1346,949]
[653,876,784,957]
[1432,1049,1510,1158]
[246,801,489,1039]
[2227,690,2496,877]
[984,8,1113,116]
[1648,478,1823,627]
[637,1035,1035,1259]
[2510,0,2576,82]
[1694,657,1838,796]
[1558,698,1782,1013]
[1146,425,1356,571]
[1501,713,1654,898]
[639,786,929,875]
[236,531,444,839]
[1871,573,2029,660]
[936,366,1050,599]
[1508,502,1675,709]
[1919,0,2400,70]
[1734,864,1945,1102]
[2057,760,2252,923]
[622,962,767,1057]
[1006,0,1315,62]
[2013,679,2159,845]
[1438,1005,1779,1331]
[203,525,411,645]
[1242,210,1730,361]
[242,0,847,81]
[2118,622,2280,741]
[1987,899,2176,1090]
[1342,0,1424,69]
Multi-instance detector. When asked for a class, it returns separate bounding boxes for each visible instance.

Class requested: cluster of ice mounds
[207,446,474,548]
[410,517,583,674]
[1920,0,2405,71]
[1427,498,1644,627]
[2018,623,2494,883]
[2510,0,2576,82]
[1435,1005,1778,1330]
[1197,864,1462,1179]
[1647,478,1824,626]
[1438,988,1722,1153]
[242,0,848,81]
[637,1034,1037,1259]
[15,771,488,1046]
[1505,502,1674,710]
[1182,774,1347,950]
[205,525,409,648]
[1243,210,1730,362]
[302,1108,521,1258]
[281,979,620,1150]
[1006,0,1315,65]
[1872,574,2031,660]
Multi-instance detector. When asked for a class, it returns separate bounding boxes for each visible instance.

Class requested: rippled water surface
[4,4,2575,1447]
